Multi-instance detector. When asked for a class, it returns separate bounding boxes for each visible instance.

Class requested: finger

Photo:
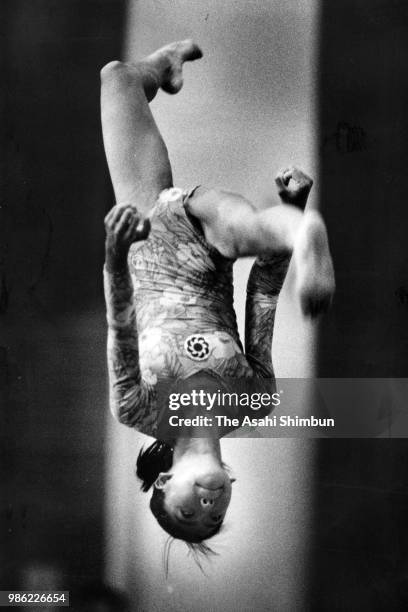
[105,204,135,228]
[125,214,147,242]
[113,205,137,228]
[105,203,129,224]
[282,167,294,184]
[105,207,124,229]
[299,170,313,186]
[104,207,117,226]
[123,215,139,242]
[293,168,313,189]
[276,168,291,186]
[115,210,135,236]
[133,218,151,241]
[115,208,134,232]
[297,180,313,194]
[290,167,302,182]
[275,175,286,192]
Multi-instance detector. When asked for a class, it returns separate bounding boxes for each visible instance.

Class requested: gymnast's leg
[187,167,335,317]
[100,40,202,213]
[244,168,314,372]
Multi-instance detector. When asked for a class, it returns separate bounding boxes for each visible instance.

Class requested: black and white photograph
[1,1,408,610]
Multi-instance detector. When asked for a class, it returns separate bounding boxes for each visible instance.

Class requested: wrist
[105,248,128,274]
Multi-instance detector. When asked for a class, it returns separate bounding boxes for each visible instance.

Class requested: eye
[180,509,195,519]
[212,514,224,523]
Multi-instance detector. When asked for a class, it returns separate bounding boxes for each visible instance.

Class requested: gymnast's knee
[100,60,134,87]
[101,60,122,79]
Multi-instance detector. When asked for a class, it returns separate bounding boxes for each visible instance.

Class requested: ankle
[136,61,160,101]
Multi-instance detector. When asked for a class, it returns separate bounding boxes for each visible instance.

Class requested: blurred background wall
[0,0,125,595]
[312,1,408,609]
[105,1,318,610]
[3,0,408,611]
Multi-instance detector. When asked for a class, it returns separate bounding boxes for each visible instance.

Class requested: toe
[181,39,203,60]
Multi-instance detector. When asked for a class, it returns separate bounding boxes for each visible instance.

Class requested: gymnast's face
[154,460,234,539]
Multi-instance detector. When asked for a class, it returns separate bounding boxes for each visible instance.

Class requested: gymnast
[101,40,335,553]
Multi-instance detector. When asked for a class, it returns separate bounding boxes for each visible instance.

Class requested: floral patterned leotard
[104,187,290,437]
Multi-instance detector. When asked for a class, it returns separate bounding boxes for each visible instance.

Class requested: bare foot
[144,39,203,95]
[293,210,335,317]
[275,166,313,210]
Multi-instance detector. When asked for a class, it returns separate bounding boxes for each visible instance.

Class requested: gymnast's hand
[275,166,313,210]
[104,204,150,273]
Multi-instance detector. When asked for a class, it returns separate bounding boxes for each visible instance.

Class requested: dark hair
[162,536,218,578]
[136,440,173,492]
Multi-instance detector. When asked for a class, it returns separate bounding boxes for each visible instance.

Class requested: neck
[173,435,222,463]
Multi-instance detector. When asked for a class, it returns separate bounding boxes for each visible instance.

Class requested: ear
[230,478,236,484]
[154,472,173,489]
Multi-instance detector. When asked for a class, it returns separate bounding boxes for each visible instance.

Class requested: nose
[200,497,214,508]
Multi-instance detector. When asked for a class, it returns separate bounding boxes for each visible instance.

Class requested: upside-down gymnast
[101,40,335,553]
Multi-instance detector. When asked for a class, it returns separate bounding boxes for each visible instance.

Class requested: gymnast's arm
[104,204,156,429]
[245,252,291,378]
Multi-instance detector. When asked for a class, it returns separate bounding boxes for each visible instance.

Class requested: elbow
[109,398,134,427]
[110,401,126,425]
[107,372,150,428]
[109,383,148,428]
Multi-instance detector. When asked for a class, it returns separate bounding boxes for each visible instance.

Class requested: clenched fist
[275,166,313,210]
[104,204,150,273]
